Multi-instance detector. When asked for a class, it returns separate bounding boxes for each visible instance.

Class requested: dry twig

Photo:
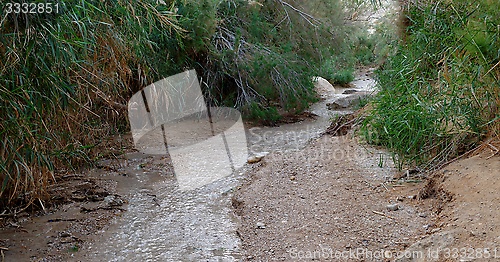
[275,0,321,26]
[372,210,396,220]
[486,143,499,159]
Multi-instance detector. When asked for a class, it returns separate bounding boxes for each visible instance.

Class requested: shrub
[319,57,355,85]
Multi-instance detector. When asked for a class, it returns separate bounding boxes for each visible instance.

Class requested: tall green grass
[363,0,500,170]
[0,0,186,208]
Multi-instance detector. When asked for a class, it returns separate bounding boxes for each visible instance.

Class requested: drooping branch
[274,0,322,27]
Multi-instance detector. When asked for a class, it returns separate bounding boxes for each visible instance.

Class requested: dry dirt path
[233,130,438,261]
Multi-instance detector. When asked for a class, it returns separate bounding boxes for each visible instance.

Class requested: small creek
[77,70,377,261]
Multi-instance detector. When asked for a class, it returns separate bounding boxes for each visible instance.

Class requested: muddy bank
[0,171,126,261]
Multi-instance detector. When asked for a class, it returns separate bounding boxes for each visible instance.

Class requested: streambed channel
[75,70,376,261]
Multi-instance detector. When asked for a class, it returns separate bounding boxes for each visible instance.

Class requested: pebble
[290,176,296,181]
[247,152,269,164]
[431,228,441,233]
[256,222,266,229]
[59,232,71,237]
[386,204,399,211]
[247,155,264,164]
[104,195,124,206]
[418,213,428,218]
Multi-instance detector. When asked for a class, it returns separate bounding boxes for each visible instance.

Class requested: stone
[326,92,372,110]
[104,195,124,206]
[418,213,427,218]
[313,76,335,97]
[59,232,71,237]
[386,204,399,211]
[342,89,358,94]
[247,152,269,164]
[247,155,264,164]
[431,228,441,233]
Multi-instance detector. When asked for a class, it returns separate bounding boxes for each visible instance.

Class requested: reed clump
[363,0,500,170]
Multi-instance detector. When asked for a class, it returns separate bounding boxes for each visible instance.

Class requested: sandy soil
[439,153,500,249]
[400,151,500,262]
[233,133,440,261]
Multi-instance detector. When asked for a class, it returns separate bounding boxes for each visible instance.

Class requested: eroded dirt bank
[395,151,500,262]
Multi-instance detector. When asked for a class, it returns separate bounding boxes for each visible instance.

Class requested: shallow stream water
[75,69,378,262]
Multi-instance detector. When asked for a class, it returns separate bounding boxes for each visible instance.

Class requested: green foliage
[245,102,282,123]
[319,57,355,85]
[363,0,500,170]
[317,2,398,86]
[68,244,79,252]
[200,0,343,113]
[333,69,356,85]
[352,34,376,65]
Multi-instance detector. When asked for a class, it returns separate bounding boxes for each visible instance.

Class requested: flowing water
[74,69,377,262]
